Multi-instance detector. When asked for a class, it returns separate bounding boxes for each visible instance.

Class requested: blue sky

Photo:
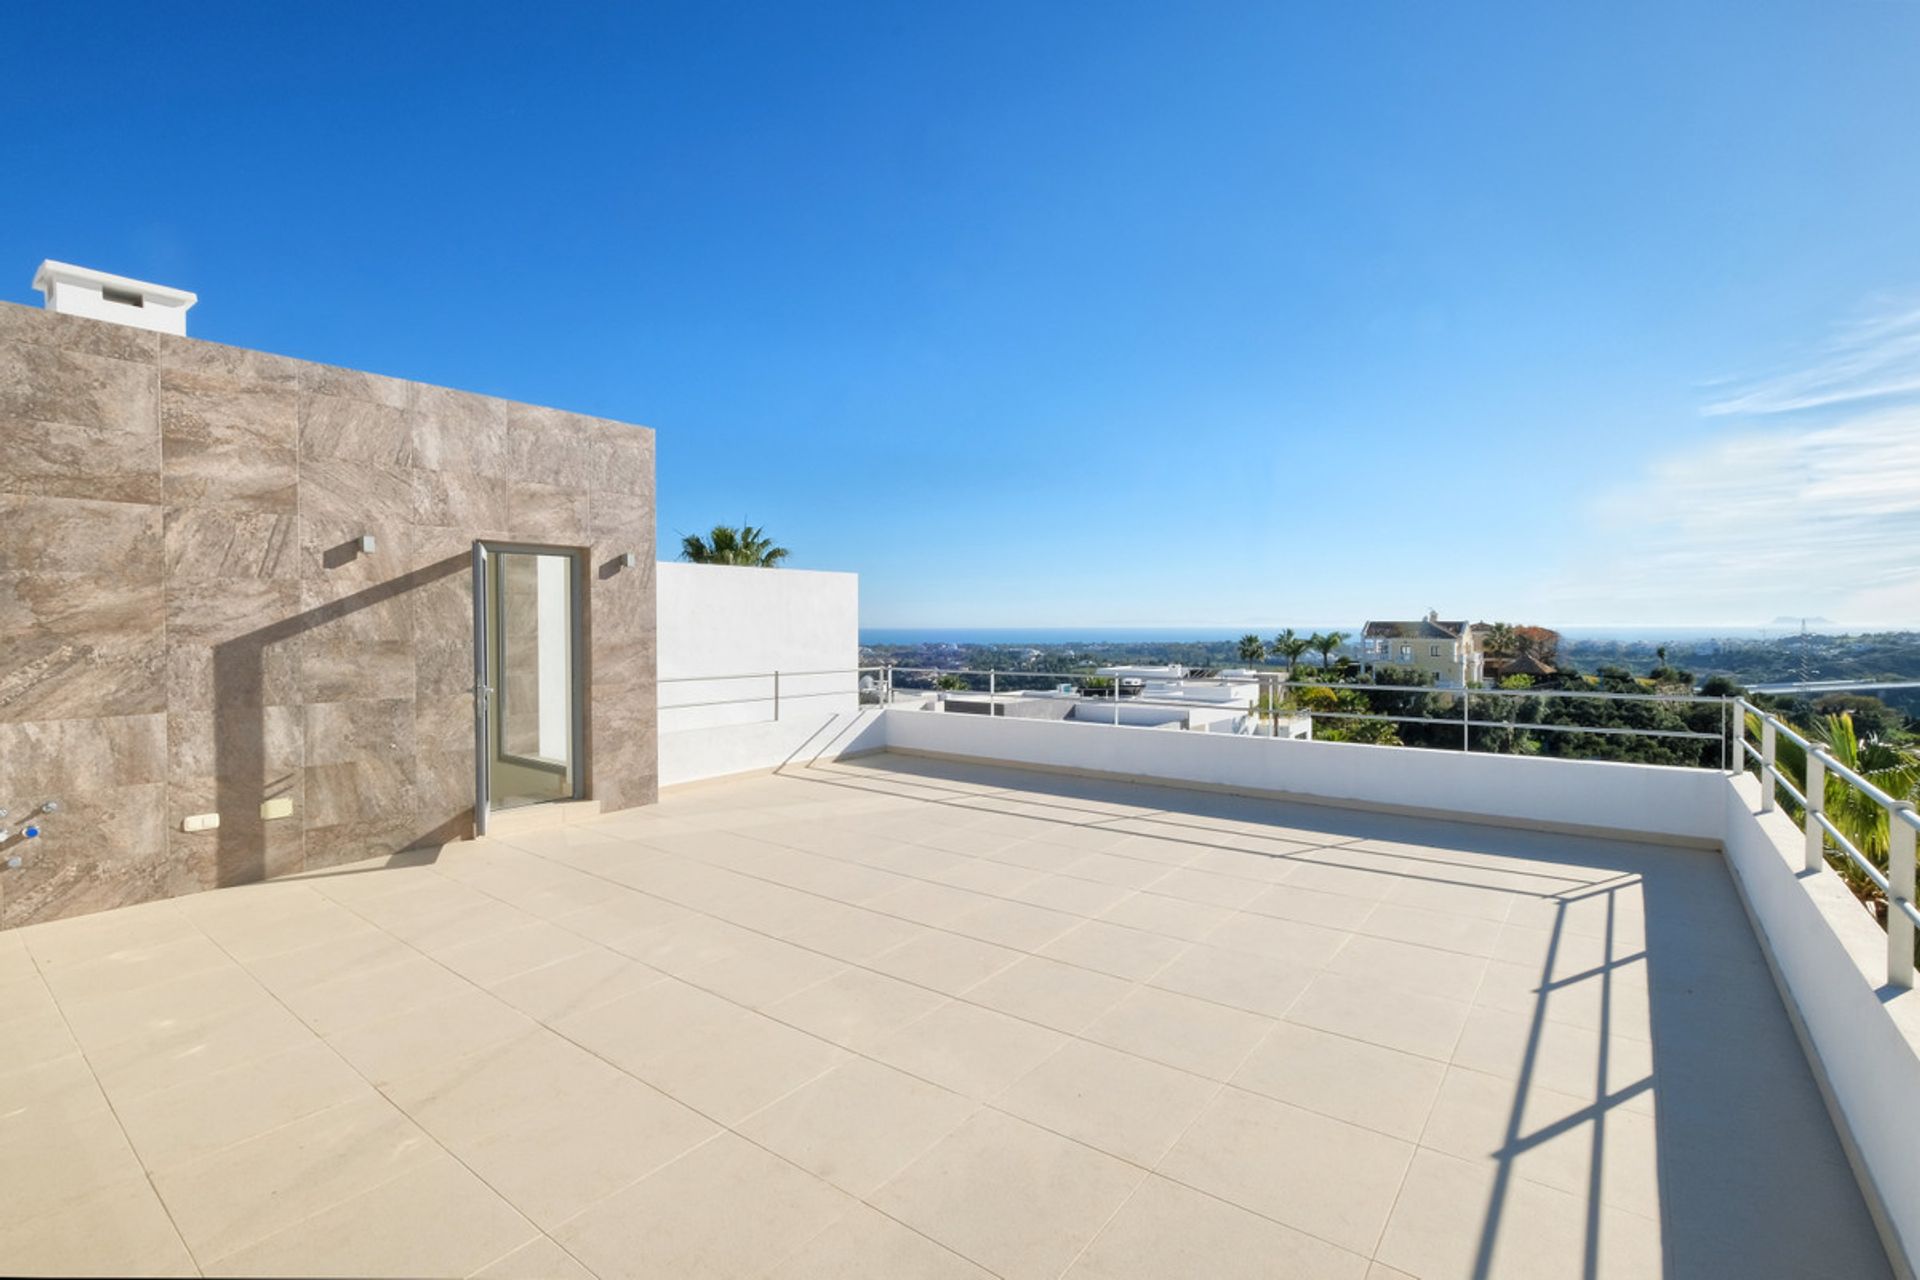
[6,3,1918,628]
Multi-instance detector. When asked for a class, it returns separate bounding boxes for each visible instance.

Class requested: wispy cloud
[1703,302,1920,416]
[1550,303,1920,625]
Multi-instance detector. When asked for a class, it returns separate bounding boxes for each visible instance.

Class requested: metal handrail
[1734,697,1919,989]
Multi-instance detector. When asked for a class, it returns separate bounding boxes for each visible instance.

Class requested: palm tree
[1272,628,1312,675]
[1311,630,1348,671]
[1748,710,1920,906]
[1483,622,1519,658]
[679,523,789,567]
[1237,634,1267,665]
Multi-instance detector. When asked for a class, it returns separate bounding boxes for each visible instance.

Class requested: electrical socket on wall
[261,797,294,821]
[182,812,220,833]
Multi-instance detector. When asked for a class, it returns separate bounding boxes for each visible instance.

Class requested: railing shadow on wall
[211,550,470,889]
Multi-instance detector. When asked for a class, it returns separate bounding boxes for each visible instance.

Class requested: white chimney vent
[31,260,197,336]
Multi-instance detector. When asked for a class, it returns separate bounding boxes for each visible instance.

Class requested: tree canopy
[679,524,789,567]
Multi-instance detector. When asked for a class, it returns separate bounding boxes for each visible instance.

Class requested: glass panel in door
[483,547,582,811]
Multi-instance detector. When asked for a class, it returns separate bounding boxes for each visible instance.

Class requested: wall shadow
[210,553,469,889]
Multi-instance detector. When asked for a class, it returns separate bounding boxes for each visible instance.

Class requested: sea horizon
[859,623,1915,646]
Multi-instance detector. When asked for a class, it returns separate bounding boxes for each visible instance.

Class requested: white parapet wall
[1721,773,1920,1279]
[879,706,1727,845]
[656,562,880,786]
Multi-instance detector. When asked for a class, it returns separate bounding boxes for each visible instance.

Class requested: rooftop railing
[1736,697,1919,989]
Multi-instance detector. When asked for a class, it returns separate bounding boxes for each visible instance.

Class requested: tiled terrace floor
[0,753,1891,1279]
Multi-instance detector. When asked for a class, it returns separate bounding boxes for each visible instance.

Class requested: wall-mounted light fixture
[619,552,637,569]
[358,534,378,554]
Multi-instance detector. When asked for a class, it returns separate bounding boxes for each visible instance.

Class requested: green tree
[1311,630,1349,671]
[1272,628,1312,674]
[1238,634,1268,664]
[679,524,789,567]
[1748,711,1920,906]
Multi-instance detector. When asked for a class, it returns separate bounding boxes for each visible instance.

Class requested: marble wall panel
[159,365,299,512]
[0,301,656,927]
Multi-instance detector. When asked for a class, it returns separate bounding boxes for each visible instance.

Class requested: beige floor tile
[1203,911,1351,967]
[2,1105,148,1220]
[1449,1005,1655,1110]
[1231,1022,1445,1140]
[1375,1147,1662,1280]
[764,966,952,1050]
[486,945,664,1022]
[871,999,1068,1099]
[203,1151,538,1278]
[386,1031,718,1228]
[1475,955,1654,1041]
[1011,873,1137,917]
[113,1039,374,1171]
[555,1132,856,1280]
[36,931,236,1005]
[964,954,1135,1033]
[1082,985,1273,1079]
[1147,942,1316,1019]
[328,984,537,1087]
[1329,933,1491,1002]
[0,1052,115,1152]
[873,1109,1144,1280]
[1066,1174,1369,1280]
[1099,892,1234,942]
[191,895,383,965]
[934,855,1050,896]
[153,1093,440,1262]
[1146,866,1266,909]
[0,1176,197,1278]
[469,1235,596,1279]
[739,1057,978,1196]
[996,1039,1219,1166]
[19,900,197,970]
[1357,900,1506,957]
[770,1203,994,1279]
[0,1003,79,1072]
[90,997,320,1101]
[777,900,930,961]
[1245,881,1380,931]
[1037,919,1189,981]
[1383,873,1520,922]
[58,962,276,1051]
[1060,850,1176,889]
[1418,1065,1661,1219]
[948,897,1083,951]
[0,970,57,1024]
[550,889,697,951]
[1158,1087,1413,1256]
[554,977,848,1123]
[679,929,849,1008]
[267,949,476,1037]
[867,929,1024,995]
[430,919,596,986]
[1285,971,1472,1061]
[868,878,999,926]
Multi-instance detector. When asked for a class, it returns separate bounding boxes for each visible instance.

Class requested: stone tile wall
[0,301,656,927]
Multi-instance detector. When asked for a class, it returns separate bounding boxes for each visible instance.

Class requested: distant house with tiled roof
[1360,611,1484,687]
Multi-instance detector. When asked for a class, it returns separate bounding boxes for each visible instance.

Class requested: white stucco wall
[655,562,871,785]
[880,707,1726,844]
[1720,774,1920,1278]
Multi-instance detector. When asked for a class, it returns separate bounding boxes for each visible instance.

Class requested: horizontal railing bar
[661,689,859,712]
[1813,812,1892,894]
[658,668,881,683]
[1307,710,1721,742]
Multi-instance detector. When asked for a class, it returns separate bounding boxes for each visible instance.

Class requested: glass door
[473,542,585,834]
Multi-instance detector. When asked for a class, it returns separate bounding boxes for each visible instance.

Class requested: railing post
[1759,718,1777,814]
[1889,805,1917,990]
[1719,698,1728,772]
[1461,687,1471,753]
[1112,676,1120,726]
[989,669,996,718]
[1805,749,1828,874]
[773,670,781,722]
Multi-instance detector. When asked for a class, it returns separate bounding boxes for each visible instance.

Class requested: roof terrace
[0,752,1891,1278]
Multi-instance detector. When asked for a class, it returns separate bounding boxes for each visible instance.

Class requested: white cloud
[1703,303,1920,417]
[1550,303,1920,625]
